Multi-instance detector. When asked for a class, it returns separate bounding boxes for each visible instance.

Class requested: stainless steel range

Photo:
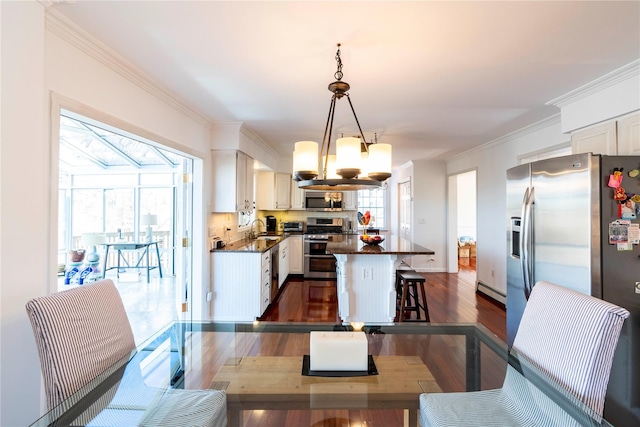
[304,217,343,279]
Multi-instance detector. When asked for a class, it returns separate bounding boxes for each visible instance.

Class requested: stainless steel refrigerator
[506,153,640,426]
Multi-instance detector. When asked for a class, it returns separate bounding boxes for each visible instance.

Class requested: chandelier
[293,44,392,191]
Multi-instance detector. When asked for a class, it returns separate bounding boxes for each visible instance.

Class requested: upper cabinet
[257,171,291,210]
[571,111,640,156]
[211,150,254,213]
[342,191,358,210]
[571,122,617,155]
[290,182,305,210]
[617,112,640,155]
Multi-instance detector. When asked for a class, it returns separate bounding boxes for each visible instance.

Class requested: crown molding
[546,59,640,108]
[446,113,561,163]
[44,10,212,128]
[239,124,281,158]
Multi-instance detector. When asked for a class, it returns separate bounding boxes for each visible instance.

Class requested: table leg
[154,242,163,278]
[465,334,481,391]
[102,245,110,279]
[116,250,121,279]
[145,245,150,283]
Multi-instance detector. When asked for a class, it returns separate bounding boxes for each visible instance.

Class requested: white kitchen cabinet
[571,111,640,156]
[211,150,254,212]
[342,190,357,210]
[278,238,289,287]
[257,171,291,210]
[260,250,271,315]
[211,250,270,321]
[288,235,303,274]
[290,182,305,210]
[571,122,617,155]
[617,111,640,155]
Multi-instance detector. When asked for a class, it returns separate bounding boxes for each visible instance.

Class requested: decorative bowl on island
[360,235,385,246]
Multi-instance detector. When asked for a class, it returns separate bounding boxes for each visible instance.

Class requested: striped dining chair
[419,280,629,427]
[26,279,227,427]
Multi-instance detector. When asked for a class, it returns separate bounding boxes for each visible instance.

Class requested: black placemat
[301,354,378,377]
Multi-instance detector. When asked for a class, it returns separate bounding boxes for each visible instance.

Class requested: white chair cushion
[419,280,629,426]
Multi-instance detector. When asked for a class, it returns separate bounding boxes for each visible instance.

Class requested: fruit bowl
[360,235,385,246]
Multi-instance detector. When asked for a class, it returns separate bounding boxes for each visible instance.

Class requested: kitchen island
[326,234,435,324]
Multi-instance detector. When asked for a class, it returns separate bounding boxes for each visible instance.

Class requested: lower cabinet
[211,250,271,321]
[279,238,289,287]
[288,235,303,274]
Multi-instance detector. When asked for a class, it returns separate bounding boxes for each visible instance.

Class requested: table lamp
[82,232,106,263]
[141,214,158,243]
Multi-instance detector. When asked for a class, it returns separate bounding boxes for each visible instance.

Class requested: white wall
[391,160,447,272]
[1,5,215,424]
[446,61,640,303]
[1,3,48,425]
[446,116,568,301]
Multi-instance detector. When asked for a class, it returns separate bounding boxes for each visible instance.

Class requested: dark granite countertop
[210,233,287,253]
[326,234,435,255]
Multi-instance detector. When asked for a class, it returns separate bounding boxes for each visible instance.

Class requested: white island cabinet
[211,249,270,321]
[327,235,434,324]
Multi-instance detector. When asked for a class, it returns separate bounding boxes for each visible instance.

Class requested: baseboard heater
[476,281,506,305]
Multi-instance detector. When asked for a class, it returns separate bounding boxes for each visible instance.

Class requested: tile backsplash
[208,210,359,245]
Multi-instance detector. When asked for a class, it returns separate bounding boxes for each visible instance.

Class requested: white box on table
[309,331,368,371]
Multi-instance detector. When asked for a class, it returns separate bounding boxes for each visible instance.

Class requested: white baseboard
[477,281,506,305]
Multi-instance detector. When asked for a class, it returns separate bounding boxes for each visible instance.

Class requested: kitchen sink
[256,235,280,241]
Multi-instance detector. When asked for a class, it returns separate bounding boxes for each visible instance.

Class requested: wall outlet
[635,282,640,294]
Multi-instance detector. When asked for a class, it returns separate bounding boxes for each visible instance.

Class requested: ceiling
[50,1,640,168]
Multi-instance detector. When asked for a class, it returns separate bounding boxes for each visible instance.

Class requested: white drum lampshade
[360,151,369,180]
[323,154,339,179]
[367,143,392,181]
[293,141,319,180]
[336,137,361,179]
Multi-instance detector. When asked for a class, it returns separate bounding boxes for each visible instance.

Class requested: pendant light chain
[335,44,344,81]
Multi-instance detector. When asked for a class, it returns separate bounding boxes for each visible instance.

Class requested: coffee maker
[266,215,277,233]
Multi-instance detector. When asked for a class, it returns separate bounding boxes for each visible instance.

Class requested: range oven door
[303,239,337,279]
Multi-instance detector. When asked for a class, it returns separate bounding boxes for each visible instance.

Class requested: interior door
[176,159,194,322]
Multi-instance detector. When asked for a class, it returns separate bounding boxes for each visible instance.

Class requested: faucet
[249,219,265,240]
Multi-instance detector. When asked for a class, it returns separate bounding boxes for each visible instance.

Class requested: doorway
[447,170,477,274]
[56,108,195,344]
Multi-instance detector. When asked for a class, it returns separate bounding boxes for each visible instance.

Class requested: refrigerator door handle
[520,188,530,298]
[523,187,535,299]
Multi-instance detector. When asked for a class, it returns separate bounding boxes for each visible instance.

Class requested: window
[357,187,387,229]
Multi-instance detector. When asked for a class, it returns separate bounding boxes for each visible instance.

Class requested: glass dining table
[29,321,613,427]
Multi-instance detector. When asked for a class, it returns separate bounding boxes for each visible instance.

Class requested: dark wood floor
[191,258,508,426]
[262,257,506,342]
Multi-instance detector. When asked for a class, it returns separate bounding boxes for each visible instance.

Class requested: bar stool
[396,270,430,322]
[395,263,414,299]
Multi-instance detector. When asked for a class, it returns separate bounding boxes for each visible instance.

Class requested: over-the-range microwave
[305,191,343,211]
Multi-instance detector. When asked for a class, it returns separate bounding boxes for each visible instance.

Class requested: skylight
[59,114,183,172]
